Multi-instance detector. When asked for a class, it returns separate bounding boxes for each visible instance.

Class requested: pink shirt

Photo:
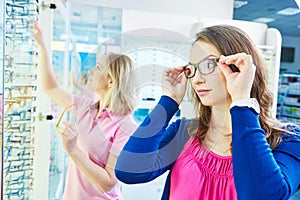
[62,95,137,200]
[170,137,237,200]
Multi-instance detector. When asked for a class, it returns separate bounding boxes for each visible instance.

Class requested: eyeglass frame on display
[6,1,39,18]
[55,103,75,130]
[5,69,38,83]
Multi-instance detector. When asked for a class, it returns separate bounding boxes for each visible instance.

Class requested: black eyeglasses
[183,57,220,78]
[183,56,239,78]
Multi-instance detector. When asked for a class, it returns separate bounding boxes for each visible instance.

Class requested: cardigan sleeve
[231,106,300,200]
[115,96,190,184]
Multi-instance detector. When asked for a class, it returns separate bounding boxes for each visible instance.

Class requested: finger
[165,76,179,86]
[165,70,181,84]
[235,55,253,71]
[166,67,183,76]
[219,53,252,72]
[57,129,66,139]
[235,57,244,66]
[62,121,76,132]
[62,121,72,126]
[176,71,185,82]
[173,66,185,73]
[179,73,188,85]
[64,125,77,137]
[219,53,245,65]
[218,63,232,79]
[222,52,247,62]
[33,22,41,34]
[60,128,76,139]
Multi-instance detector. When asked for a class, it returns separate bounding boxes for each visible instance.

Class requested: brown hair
[188,25,286,149]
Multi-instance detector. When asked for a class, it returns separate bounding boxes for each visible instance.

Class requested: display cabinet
[1,1,4,199]
[1,3,289,199]
[3,0,39,199]
[277,73,300,126]
[44,3,124,200]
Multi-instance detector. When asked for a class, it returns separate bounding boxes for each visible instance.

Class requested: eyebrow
[96,64,102,68]
[189,55,218,65]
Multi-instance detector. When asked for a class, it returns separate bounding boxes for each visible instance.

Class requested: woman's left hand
[218,53,256,101]
[57,121,79,154]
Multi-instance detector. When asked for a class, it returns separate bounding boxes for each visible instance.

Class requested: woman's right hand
[33,21,47,52]
[32,21,73,109]
[57,121,79,155]
[161,66,188,105]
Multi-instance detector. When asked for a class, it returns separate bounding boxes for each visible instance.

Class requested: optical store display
[277,73,300,126]
[3,0,39,199]
[1,1,299,199]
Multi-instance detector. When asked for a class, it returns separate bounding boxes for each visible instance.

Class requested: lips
[196,89,211,96]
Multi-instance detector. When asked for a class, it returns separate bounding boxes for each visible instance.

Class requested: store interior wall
[0,2,3,198]
[281,36,300,73]
[72,0,234,21]
[71,0,300,73]
[1,0,300,199]
[281,0,300,73]
[0,2,3,92]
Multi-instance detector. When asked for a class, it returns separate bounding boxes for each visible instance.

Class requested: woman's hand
[161,66,188,104]
[57,121,79,154]
[218,53,256,101]
[33,21,47,53]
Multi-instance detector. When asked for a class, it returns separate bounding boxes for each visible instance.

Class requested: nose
[192,70,205,84]
[88,67,96,75]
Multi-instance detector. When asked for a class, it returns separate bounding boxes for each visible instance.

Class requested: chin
[199,99,213,107]
[198,96,213,107]
[86,84,94,92]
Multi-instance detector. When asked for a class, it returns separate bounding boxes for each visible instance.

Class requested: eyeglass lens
[184,57,218,78]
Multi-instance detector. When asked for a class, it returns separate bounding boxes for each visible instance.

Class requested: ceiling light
[253,17,275,23]
[234,1,248,9]
[277,7,300,16]
[296,0,300,9]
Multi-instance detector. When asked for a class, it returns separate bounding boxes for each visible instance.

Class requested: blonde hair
[104,53,138,115]
[188,25,287,149]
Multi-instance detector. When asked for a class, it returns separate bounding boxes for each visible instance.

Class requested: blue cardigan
[115,96,300,199]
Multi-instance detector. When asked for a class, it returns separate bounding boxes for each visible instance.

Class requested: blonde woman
[34,22,138,200]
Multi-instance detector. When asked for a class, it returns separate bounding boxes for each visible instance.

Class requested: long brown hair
[188,25,285,149]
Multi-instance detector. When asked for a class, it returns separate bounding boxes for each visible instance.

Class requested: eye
[206,59,217,68]
[207,61,215,68]
[96,64,102,70]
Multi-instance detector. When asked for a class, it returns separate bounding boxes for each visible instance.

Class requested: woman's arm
[34,22,72,109]
[69,149,119,192]
[231,107,300,200]
[115,96,190,184]
[58,121,119,192]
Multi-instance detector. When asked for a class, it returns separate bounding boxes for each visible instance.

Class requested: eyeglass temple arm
[55,103,75,129]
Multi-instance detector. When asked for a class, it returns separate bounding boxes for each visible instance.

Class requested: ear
[107,75,113,88]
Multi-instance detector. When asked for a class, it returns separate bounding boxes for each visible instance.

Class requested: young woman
[115,25,300,200]
[34,22,138,200]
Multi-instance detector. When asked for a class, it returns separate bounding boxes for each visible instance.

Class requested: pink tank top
[170,137,237,200]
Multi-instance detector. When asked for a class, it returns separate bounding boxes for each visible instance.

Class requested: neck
[97,92,109,111]
[204,103,232,156]
[210,103,232,134]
